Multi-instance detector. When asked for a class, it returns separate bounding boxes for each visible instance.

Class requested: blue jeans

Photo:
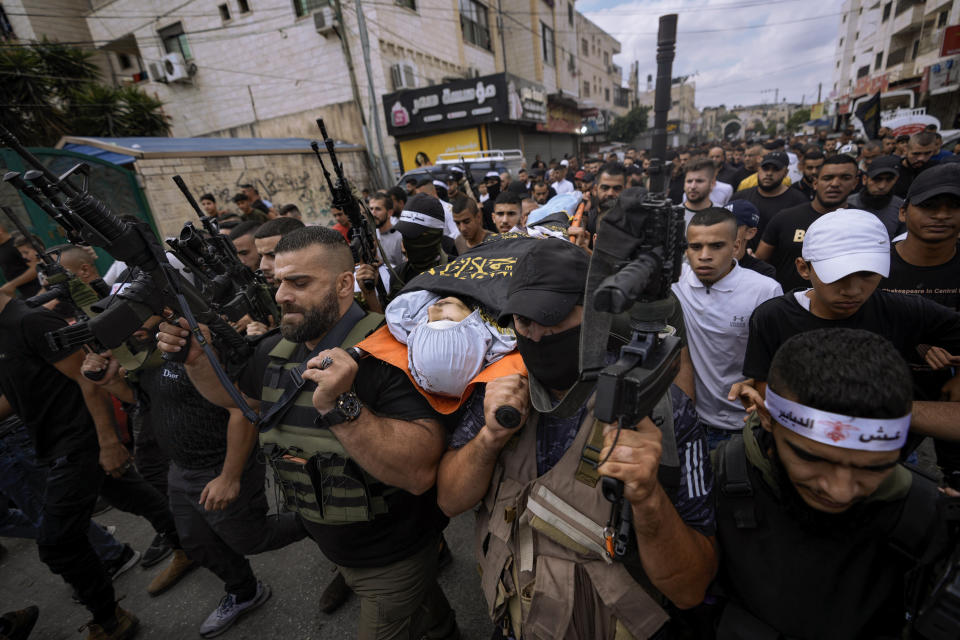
[0,419,124,562]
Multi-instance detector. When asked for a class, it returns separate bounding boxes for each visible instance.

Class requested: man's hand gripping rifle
[0,124,259,422]
[579,187,686,559]
[311,118,402,298]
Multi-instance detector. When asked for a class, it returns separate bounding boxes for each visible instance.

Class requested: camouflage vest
[258,310,390,525]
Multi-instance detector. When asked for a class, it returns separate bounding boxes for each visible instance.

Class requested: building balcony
[892,0,924,36]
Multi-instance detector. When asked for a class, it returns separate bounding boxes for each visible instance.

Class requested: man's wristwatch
[316,391,363,428]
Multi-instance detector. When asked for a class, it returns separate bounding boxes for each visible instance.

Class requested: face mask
[516,324,581,391]
[403,229,443,272]
[407,311,490,397]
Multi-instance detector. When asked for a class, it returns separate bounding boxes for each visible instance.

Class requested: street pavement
[0,483,493,640]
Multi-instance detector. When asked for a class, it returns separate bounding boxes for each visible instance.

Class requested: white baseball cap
[801,209,891,283]
[560,159,569,167]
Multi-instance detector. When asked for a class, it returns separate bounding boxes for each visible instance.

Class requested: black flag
[855,92,881,140]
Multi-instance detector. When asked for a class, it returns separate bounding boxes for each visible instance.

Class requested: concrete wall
[135,149,369,240]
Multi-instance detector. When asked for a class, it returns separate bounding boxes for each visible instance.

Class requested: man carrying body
[730,152,808,250]
[452,196,491,253]
[714,328,952,637]
[437,239,717,640]
[491,192,522,234]
[157,226,458,639]
[551,164,574,195]
[754,155,859,291]
[846,154,906,239]
[673,209,782,449]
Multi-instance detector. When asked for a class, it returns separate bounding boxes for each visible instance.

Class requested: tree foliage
[786,108,812,133]
[608,106,650,143]
[1,40,171,146]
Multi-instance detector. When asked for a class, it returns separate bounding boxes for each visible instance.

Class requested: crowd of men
[0,122,958,640]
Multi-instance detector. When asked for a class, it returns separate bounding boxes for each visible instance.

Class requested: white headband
[398,209,445,230]
[765,388,910,452]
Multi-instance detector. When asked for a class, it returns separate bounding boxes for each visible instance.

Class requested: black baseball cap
[393,193,446,239]
[866,155,901,178]
[497,239,589,327]
[905,164,960,204]
[760,151,788,170]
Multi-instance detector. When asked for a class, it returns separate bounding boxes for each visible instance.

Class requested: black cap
[581,171,596,183]
[760,151,788,170]
[416,175,435,188]
[866,155,901,178]
[497,239,589,327]
[905,164,960,204]
[393,193,446,239]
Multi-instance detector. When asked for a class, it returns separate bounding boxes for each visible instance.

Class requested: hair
[387,186,407,204]
[494,191,521,206]
[12,233,40,248]
[768,329,912,419]
[239,183,259,194]
[821,154,858,170]
[803,148,825,161]
[274,225,353,272]
[685,157,717,178]
[688,207,737,238]
[231,192,249,203]
[199,193,216,203]
[911,131,937,147]
[599,162,625,179]
[228,220,261,239]
[254,217,304,239]
[368,190,392,209]
[896,134,910,143]
[278,203,300,217]
[452,195,478,215]
[48,243,95,266]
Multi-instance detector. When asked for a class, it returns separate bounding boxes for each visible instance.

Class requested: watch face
[338,392,362,420]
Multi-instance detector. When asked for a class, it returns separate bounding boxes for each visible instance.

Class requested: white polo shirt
[672,262,782,430]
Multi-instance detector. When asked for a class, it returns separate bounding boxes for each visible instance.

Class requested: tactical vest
[259,311,389,526]
[475,394,675,640]
[713,430,941,639]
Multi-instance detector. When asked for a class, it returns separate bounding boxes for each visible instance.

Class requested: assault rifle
[166,175,279,325]
[311,119,401,299]
[0,124,258,421]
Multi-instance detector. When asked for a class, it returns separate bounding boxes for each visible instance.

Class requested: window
[938,11,948,29]
[541,22,555,66]
[603,51,609,65]
[460,0,491,50]
[117,53,132,70]
[567,2,573,27]
[581,38,588,55]
[911,39,919,59]
[604,87,610,102]
[855,31,859,40]
[218,3,231,21]
[875,51,883,69]
[882,2,891,21]
[238,0,250,13]
[856,64,870,78]
[293,0,326,18]
[568,52,575,73]
[836,60,841,68]
[159,22,192,60]
[583,80,590,97]
[839,37,844,47]
[395,0,416,9]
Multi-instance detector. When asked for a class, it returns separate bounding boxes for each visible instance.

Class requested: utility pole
[497,0,508,74]
[354,0,392,186]
[817,82,822,103]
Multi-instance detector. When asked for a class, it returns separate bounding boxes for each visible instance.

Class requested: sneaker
[140,534,173,568]
[0,604,39,640]
[198,581,271,638]
[92,496,112,517]
[317,571,350,614]
[103,545,140,581]
[80,606,138,640]
[147,550,195,597]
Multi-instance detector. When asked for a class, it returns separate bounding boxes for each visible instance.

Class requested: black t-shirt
[238,332,448,568]
[743,290,960,382]
[0,238,40,298]
[728,166,751,191]
[739,253,777,280]
[881,243,960,400]
[791,179,816,201]
[0,299,97,461]
[135,360,230,470]
[730,187,810,251]
[760,202,825,292]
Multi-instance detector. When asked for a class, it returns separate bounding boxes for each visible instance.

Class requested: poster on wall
[396,127,485,173]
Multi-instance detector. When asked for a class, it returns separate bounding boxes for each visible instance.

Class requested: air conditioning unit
[390,63,416,90]
[314,7,338,36]
[163,52,190,82]
[148,61,167,83]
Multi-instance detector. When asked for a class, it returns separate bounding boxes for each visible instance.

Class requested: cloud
[582,0,840,109]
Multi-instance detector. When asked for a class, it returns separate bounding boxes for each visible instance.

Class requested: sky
[579,0,842,110]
